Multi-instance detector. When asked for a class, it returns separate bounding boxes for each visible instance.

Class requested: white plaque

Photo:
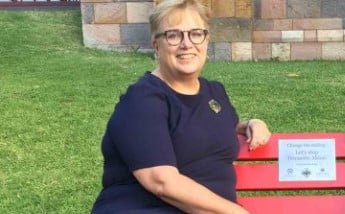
[278,139,336,181]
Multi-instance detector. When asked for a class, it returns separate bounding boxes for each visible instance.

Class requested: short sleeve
[209,80,239,128]
[107,84,177,171]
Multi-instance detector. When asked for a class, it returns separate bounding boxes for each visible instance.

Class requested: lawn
[0,9,344,214]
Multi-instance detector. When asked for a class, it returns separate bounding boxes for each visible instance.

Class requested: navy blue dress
[92,72,240,213]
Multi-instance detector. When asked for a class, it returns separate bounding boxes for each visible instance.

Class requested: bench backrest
[236,133,345,190]
[235,133,345,214]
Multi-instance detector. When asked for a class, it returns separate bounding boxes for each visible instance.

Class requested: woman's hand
[245,119,271,151]
[236,119,271,151]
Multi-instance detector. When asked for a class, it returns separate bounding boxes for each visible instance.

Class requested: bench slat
[237,133,345,160]
[238,195,345,214]
[235,163,345,190]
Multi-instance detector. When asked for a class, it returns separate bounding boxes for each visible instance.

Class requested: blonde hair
[149,0,211,39]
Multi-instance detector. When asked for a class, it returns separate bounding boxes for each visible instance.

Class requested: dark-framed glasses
[154,28,209,46]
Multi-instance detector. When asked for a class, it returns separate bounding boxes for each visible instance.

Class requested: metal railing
[0,0,80,8]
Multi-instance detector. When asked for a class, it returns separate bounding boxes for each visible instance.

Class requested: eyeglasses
[154,28,208,46]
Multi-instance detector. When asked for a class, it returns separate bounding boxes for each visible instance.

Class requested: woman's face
[152,8,209,78]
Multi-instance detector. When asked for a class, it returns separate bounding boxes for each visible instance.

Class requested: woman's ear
[205,33,210,43]
[152,39,159,52]
[152,40,160,61]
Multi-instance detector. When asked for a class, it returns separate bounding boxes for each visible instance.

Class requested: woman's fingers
[246,119,271,151]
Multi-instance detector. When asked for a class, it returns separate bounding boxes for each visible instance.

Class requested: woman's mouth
[176,53,196,59]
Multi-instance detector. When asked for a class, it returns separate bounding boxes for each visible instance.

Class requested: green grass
[0,10,344,214]
[204,60,345,132]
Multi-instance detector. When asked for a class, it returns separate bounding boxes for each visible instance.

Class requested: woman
[91,0,271,213]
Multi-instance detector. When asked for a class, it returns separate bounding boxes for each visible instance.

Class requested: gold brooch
[208,99,221,113]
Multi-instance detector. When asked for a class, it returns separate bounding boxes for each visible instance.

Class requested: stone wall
[81,0,345,61]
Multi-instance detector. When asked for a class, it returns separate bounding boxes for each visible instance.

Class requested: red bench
[236,133,345,214]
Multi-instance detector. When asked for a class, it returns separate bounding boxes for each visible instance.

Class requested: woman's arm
[133,165,249,214]
[236,119,271,151]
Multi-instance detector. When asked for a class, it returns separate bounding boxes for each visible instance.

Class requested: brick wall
[80,0,345,61]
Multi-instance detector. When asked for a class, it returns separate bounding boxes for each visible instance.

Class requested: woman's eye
[167,32,180,39]
[191,31,203,37]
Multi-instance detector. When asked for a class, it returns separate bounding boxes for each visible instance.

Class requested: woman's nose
[179,32,193,48]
